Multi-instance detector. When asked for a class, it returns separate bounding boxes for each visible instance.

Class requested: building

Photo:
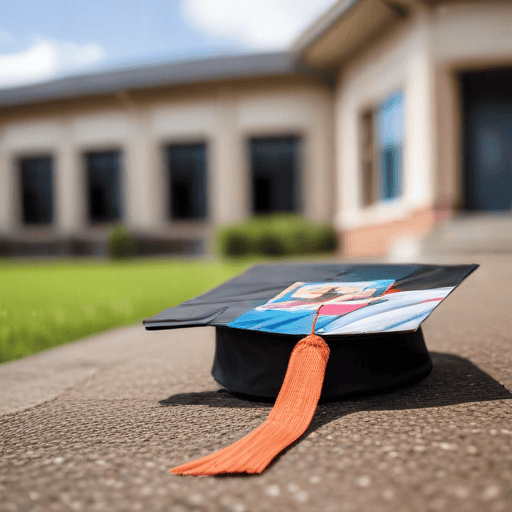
[1,0,512,257]
[0,53,335,256]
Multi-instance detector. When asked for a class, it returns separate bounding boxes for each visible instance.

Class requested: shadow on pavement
[159,351,511,417]
[159,352,512,473]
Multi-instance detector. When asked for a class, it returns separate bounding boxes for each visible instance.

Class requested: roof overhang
[291,0,415,68]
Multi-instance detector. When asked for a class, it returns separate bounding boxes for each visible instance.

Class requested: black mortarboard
[144,263,478,475]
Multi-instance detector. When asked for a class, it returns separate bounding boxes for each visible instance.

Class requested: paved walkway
[1,254,511,512]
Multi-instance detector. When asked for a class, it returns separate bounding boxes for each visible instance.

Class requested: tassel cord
[170,307,330,476]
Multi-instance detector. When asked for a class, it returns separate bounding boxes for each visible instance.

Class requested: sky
[0,0,338,90]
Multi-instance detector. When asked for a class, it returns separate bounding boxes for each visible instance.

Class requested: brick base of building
[342,207,438,258]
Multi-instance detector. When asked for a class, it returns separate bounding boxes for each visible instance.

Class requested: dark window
[167,144,207,220]
[20,156,54,224]
[250,137,300,214]
[86,151,122,223]
[377,92,403,200]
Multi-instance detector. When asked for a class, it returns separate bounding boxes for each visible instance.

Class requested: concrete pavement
[1,253,511,512]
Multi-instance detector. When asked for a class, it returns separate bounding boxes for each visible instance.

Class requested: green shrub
[256,232,287,256]
[314,224,337,253]
[216,214,336,258]
[107,224,137,259]
[220,228,253,257]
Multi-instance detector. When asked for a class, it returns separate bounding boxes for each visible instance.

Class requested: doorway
[460,68,512,211]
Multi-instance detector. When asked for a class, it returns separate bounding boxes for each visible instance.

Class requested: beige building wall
[1,118,69,233]
[0,77,334,253]
[143,79,335,228]
[70,108,134,232]
[147,93,219,230]
[334,7,436,255]
[235,82,334,222]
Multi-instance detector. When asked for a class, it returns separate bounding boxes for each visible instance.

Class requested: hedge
[216,214,336,258]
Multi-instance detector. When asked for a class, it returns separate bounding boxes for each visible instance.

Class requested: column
[0,134,16,234]
[124,102,161,231]
[210,87,247,225]
[55,119,83,234]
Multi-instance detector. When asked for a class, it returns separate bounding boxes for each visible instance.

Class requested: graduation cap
[144,263,478,476]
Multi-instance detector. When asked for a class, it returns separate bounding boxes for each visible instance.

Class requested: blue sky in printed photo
[0,0,338,90]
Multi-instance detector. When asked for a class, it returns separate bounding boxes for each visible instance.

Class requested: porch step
[421,213,512,255]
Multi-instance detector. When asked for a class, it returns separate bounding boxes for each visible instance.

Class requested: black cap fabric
[144,263,478,399]
[143,263,478,334]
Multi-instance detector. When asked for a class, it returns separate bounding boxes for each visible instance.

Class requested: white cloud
[0,38,106,89]
[182,0,339,49]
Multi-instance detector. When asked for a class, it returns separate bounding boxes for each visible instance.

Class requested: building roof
[289,0,359,56]
[0,0,405,108]
[0,51,321,108]
[291,0,409,67]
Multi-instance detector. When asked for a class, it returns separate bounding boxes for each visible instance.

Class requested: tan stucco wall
[334,7,436,235]
[0,77,334,246]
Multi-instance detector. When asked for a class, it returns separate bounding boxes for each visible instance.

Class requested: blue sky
[0,0,337,89]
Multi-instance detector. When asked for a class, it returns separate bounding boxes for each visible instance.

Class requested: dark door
[465,103,512,210]
[461,69,512,211]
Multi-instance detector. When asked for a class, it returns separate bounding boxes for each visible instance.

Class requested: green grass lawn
[0,258,252,363]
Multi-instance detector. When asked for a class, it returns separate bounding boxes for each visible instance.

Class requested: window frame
[360,110,378,207]
[360,89,405,208]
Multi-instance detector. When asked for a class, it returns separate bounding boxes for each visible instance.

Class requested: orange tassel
[170,306,330,476]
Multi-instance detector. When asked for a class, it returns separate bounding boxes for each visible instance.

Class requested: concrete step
[422,213,512,255]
